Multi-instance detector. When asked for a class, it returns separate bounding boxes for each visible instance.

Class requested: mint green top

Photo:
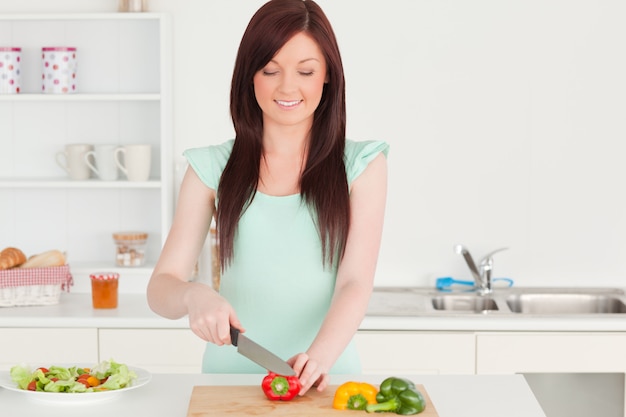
[184,139,389,374]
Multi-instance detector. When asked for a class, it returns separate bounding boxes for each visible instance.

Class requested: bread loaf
[0,247,27,270]
[20,249,66,268]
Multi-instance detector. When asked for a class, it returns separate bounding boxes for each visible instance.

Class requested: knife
[230,326,296,376]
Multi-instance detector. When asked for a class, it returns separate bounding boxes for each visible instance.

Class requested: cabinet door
[99,329,206,373]
[476,332,626,374]
[355,331,475,375]
[0,328,98,371]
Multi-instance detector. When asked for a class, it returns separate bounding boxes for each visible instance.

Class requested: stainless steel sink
[366,286,626,317]
[506,293,626,314]
[432,295,498,312]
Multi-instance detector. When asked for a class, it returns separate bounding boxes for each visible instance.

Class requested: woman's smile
[276,99,303,108]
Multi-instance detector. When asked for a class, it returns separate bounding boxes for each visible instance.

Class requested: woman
[147,0,388,395]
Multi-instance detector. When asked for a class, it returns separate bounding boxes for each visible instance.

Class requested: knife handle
[229,326,239,346]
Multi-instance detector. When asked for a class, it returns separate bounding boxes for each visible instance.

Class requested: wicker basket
[0,265,73,307]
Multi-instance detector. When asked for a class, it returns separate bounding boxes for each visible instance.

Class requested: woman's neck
[258,124,310,196]
[261,120,310,156]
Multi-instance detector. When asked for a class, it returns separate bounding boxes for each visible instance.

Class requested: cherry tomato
[27,381,37,391]
[36,367,49,374]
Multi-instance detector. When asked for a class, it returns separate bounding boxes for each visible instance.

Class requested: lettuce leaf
[9,364,33,390]
[98,359,137,390]
[44,378,89,393]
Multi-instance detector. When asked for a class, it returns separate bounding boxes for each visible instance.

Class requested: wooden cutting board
[186,384,439,416]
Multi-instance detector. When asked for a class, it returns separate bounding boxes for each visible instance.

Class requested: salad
[10,359,137,393]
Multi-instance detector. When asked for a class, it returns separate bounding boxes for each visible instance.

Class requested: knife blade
[230,326,296,376]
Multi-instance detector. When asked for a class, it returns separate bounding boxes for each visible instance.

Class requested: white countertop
[0,373,546,417]
[1,292,626,332]
[0,293,189,329]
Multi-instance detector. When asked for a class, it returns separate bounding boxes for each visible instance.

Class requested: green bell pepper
[365,377,426,415]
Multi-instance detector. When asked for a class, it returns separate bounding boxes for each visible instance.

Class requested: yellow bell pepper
[332,381,378,410]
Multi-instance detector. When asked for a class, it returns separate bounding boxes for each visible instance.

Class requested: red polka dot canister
[42,47,77,94]
[0,47,21,94]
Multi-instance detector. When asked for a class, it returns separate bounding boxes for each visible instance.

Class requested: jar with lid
[118,0,147,12]
[0,47,21,94]
[41,47,77,94]
[90,272,119,309]
[112,231,148,267]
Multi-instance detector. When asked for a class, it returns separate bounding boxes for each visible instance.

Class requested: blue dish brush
[436,277,514,291]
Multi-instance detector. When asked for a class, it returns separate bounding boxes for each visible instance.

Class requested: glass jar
[90,272,119,309]
[118,0,147,12]
[112,231,148,267]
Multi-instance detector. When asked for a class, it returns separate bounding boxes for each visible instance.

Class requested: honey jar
[90,272,119,309]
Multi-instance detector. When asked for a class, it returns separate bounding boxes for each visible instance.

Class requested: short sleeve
[183,140,234,190]
[344,140,389,185]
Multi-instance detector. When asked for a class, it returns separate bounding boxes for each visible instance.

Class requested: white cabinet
[0,13,173,292]
[476,332,626,374]
[0,327,206,374]
[355,331,476,375]
[476,332,626,417]
[0,328,98,371]
[99,329,206,374]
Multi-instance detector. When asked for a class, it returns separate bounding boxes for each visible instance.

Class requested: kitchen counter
[0,373,546,417]
[0,293,189,329]
[1,292,626,332]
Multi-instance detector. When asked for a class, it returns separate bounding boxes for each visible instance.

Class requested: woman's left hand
[287,353,329,395]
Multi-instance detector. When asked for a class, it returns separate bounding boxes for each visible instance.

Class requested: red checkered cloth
[0,264,73,291]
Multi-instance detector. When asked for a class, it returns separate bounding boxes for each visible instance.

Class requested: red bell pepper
[261,372,301,401]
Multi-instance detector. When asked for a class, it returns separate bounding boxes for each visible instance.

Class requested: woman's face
[253,32,328,131]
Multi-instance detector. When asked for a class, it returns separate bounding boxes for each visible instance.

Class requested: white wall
[3,0,626,288]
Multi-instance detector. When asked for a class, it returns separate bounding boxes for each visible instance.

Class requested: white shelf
[70,261,155,276]
[0,178,162,189]
[0,93,160,102]
[1,13,173,276]
[0,13,167,21]
[68,262,155,294]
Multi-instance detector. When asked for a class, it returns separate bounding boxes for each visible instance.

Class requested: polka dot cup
[42,47,77,94]
[0,47,21,94]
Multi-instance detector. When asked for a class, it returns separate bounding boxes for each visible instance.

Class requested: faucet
[454,245,508,295]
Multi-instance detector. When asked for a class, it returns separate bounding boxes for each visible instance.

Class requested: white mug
[115,144,151,181]
[56,144,93,180]
[85,144,121,181]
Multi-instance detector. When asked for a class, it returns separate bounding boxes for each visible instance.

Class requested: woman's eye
[299,71,314,76]
[262,70,278,76]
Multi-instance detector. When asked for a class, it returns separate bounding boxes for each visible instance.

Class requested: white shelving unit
[0,13,173,293]
[0,93,161,101]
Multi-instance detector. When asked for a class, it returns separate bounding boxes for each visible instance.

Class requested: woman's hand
[288,353,330,395]
[183,282,243,345]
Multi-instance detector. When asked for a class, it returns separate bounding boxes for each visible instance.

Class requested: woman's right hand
[183,282,243,345]
[146,167,242,344]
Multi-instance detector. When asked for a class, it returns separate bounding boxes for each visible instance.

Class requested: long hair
[218,0,349,270]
